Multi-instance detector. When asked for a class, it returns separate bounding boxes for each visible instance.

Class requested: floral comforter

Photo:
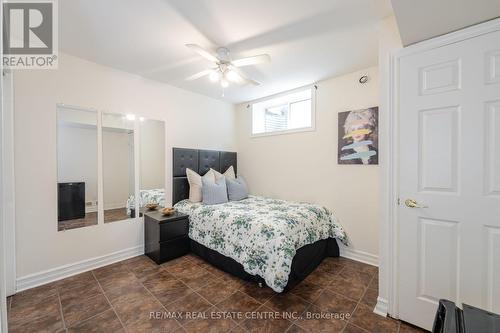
[174,195,348,292]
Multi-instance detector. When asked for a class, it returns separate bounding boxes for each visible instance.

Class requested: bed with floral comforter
[174,195,348,292]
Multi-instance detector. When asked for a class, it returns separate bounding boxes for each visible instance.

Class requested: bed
[172,148,347,292]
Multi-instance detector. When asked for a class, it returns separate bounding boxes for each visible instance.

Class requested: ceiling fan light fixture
[209,70,220,82]
[185,44,270,91]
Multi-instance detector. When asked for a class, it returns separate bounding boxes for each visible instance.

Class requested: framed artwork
[338,107,379,165]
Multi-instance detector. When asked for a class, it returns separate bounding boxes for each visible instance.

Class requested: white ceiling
[392,0,500,46]
[59,0,393,103]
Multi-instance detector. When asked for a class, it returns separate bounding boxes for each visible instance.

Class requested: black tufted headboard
[172,148,237,205]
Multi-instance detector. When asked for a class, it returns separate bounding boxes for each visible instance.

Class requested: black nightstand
[144,210,190,264]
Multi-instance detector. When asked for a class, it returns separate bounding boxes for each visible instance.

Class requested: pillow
[212,165,236,181]
[186,168,215,202]
[226,176,249,201]
[202,176,228,205]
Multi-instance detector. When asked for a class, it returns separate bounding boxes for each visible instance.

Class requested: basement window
[251,87,315,136]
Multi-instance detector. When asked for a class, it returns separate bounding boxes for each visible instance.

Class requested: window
[252,87,314,135]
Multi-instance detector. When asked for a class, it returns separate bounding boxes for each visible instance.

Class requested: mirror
[57,106,98,231]
[102,113,136,223]
[137,118,165,216]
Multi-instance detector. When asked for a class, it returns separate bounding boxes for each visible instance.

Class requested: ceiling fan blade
[231,54,270,67]
[185,44,219,63]
[228,66,260,86]
[185,69,212,81]
[242,77,261,86]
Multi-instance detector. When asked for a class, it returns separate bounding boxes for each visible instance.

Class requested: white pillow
[186,168,215,202]
[212,165,236,180]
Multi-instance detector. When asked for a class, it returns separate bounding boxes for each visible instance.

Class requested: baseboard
[103,204,127,211]
[85,206,97,213]
[374,296,389,317]
[339,245,379,267]
[16,245,144,292]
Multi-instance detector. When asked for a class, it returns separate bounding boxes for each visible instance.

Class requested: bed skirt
[190,237,339,291]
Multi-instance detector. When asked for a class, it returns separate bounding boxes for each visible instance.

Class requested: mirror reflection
[57,106,98,231]
[102,113,136,223]
[132,118,165,217]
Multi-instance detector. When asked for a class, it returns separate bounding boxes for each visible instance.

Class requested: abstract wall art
[338,107,379,165]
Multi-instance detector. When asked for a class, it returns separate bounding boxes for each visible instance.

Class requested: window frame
[250,85,316,138]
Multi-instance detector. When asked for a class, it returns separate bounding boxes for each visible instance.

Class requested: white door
[398,27,500,330]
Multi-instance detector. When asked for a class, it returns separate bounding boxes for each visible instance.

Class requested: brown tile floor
[58,208,130,231]
[6,254,428,333]
[58,212,97,231]
[103,208,131,223]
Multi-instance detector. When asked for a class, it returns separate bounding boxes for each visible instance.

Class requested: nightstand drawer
[159,237,190,262]
[160,218,189,242]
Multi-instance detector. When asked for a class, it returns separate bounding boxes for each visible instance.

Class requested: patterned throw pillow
[186,168,215,202]
[226,176,248,201]
[201,176,229,205]
[212,165,236,180]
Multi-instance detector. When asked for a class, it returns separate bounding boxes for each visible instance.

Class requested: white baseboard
[103,204,127,211]
[374,296,389,317]
[16,245,144,292]
[85,205,97,213]
[339,245,379,267]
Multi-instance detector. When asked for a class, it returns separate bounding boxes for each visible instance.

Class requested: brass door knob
[405,199,428,208]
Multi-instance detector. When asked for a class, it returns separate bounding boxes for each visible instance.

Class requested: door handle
[405,199,428,208]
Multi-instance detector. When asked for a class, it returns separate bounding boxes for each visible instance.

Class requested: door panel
[419,59,461,95]
[418,218,459,303]
[485,101,500,196]
[485,50,500,84]
[484,226,500,313]
[398,28,500,330]
[418,106,459,193]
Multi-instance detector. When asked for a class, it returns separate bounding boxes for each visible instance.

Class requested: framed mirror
[137,118,165,216]
[57,105,98,231]
[102,113,136,223]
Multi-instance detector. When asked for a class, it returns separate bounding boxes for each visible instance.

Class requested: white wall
[13,52,235,279]
[391,0,500,45]
[236,66,380,257]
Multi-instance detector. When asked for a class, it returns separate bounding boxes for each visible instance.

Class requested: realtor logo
[2,0,58,69]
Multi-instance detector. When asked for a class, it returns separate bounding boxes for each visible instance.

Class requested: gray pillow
[202,176,228,205]
[226,176,249,201]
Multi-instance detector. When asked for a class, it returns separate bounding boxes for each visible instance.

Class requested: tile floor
[7,254,428,333]
[58,208,130,231]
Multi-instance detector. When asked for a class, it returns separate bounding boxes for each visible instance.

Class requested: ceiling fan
[185,44,270,88]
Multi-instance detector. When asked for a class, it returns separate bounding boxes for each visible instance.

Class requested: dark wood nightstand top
[144,210,188,224]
